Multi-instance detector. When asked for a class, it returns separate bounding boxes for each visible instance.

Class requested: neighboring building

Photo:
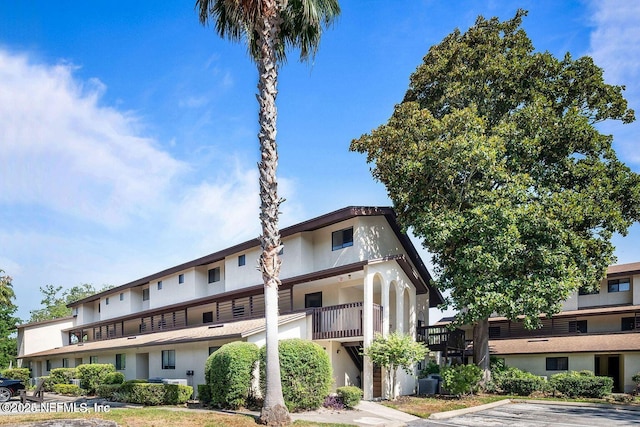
[430,262,640,393]
[17,206,443,400]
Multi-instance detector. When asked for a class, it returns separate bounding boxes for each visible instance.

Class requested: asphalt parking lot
[419,401,640,427]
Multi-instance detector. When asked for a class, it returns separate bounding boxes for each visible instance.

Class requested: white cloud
[0,50,186,227]
[588,0,640,164]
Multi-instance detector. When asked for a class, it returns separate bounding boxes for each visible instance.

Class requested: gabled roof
[67,206,444,307]
[21,312,308,359]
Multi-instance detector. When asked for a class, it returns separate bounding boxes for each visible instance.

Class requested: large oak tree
[351,10,640,380]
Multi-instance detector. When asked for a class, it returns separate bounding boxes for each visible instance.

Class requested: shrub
[96,384,122,400]
[53,384,85,396]
[38,376,55,392]
[493,367,546,396]
[117,383,192,405]
[550,371,613,398]
[260,339,333,412]
[49,368,77,386]
[103,372,125,385]
[206,342,259,409]
[419,361,441,378]
[76,364,116,395]
[441,364,482,396]
[1,368,30,384]
[323,395,345,410]
[197,384,211,405]
[337,386,362,408]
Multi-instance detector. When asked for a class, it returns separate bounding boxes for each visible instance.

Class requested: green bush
[493,367,546,396]
[38,376,55,392]
[441,364,482,396]
[53,384,85,396]
[76,364,115,395]
[116,383,192,405]
[206,342,259,409]
[550,371,613,398]
[260,339,333,412]
[1,368,30,384]
[419,361,440,378]
[164,384,193,404]
[103,372,125,385]
[96,384,122,400]
[337,386,362,408]
[197,384,211,405]
[49,368,77,386]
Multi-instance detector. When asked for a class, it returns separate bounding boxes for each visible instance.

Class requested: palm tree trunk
[257,1,290,425]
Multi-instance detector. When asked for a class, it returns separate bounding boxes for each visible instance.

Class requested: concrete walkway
[291,400,422,427]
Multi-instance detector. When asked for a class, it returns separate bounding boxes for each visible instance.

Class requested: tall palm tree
[0,270,15,306]
[196,1,340,424]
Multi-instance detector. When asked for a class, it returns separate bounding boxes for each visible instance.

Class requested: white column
[395,283,404,334]
[363,266,374,401]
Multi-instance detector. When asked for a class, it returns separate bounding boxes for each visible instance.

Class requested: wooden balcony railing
[417,325,466,351]
[312,302,382,340]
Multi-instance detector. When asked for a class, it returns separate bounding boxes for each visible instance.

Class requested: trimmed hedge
[96,384,121,400]
[53,384,85,396]
[550,371,613,398]
[103,372,125,385]
[493,367,546,396]
[1,368,30,384]
[101,383,192,405]
[197,384,211,405]
[337,386,362,408]
[76,364,116,395]
[260,339,333,412]
[206,342,259,409]
[49,368,77,386]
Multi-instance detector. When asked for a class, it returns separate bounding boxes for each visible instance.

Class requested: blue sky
[1,1,639,323]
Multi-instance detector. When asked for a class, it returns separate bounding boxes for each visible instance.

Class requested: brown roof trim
[607,261,640,278]
[69,206,442,307]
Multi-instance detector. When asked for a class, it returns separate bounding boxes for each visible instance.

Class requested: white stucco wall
[19,318,75,357]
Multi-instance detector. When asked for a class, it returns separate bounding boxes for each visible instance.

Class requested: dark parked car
[0,377,25,402]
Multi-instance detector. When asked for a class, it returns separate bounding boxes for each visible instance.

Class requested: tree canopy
[28,283,110,323]
[351,10,640,329]
[0,270,18,369]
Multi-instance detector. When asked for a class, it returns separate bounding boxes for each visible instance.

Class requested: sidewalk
[291,400,423,427]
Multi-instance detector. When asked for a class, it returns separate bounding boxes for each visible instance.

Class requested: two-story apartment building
[429,262,640,393]
[17,206,443,400]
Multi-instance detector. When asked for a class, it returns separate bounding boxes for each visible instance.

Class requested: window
[578,286,599,296]
[488,326,501,338]
[46,360,51,371]
[178,274,184,284]
[305,292,322,308]
[203,311,214,324]
[162,350,176,369]
[98,303,100,313]
[105,297,109,305]
[116,354,126,370]
[209,346,220,355]
[238,254,246,267]
[157,281,163,290]
[119,293,124,301]
[90,356,98,364]
[546,357,568,371]
[62,358,69,368]
[208,267,221,283]
[568,320,587,333]
[142,288,150,301]
[608,278,630,293]
[332,227,354,251]
[622,317,639,331]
